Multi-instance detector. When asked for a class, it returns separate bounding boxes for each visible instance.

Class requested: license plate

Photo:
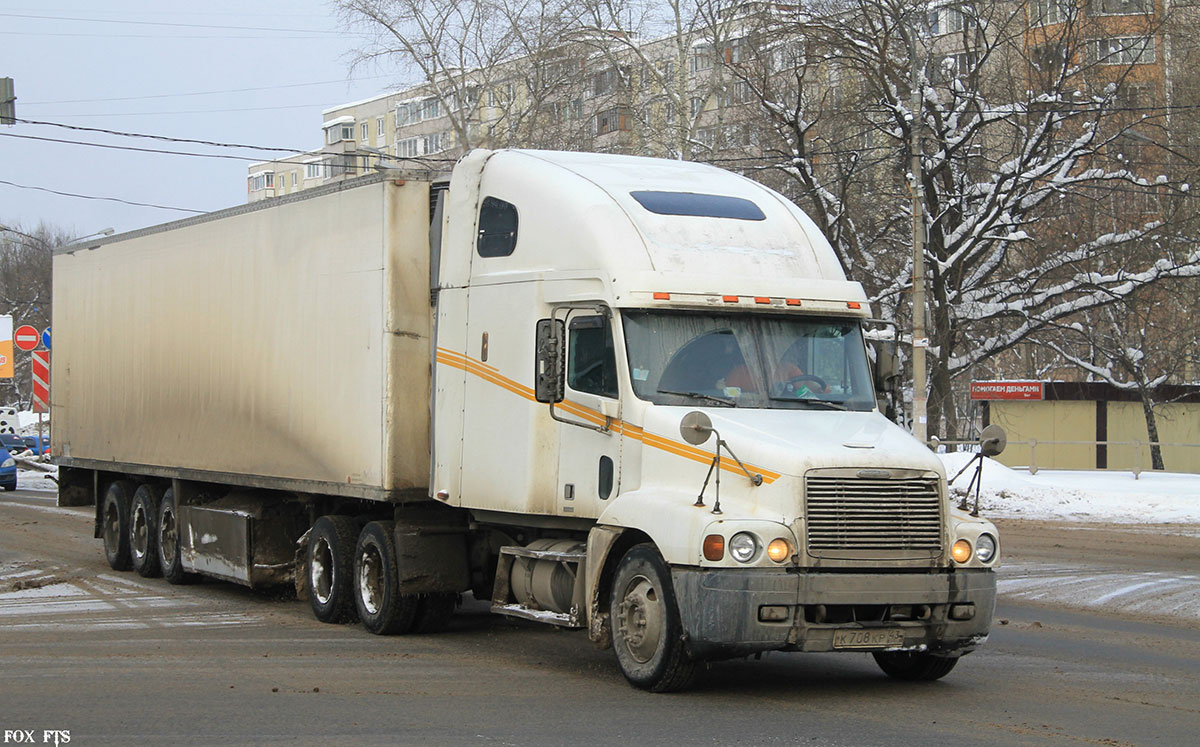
[832,628,905,649]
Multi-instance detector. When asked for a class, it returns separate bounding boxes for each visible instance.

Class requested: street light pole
[909,29,929,444]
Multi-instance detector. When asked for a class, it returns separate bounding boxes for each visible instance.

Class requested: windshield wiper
[657,388,737,407]
[769,397,848,410]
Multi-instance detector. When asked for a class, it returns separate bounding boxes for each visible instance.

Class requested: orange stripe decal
[435,348,780,484]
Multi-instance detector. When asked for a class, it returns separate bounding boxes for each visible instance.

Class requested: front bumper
[670,566,996,659]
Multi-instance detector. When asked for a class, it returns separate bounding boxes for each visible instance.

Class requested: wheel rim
[160,506,177,566]
[104,499,121,551]
[311,536,335,605]
[358,543,385,616]
[131,502,149,561]
[617,574,664,664]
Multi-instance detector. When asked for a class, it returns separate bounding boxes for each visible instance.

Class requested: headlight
[1,457,13,468]
[975,533,997,563]
[729,532,759,563]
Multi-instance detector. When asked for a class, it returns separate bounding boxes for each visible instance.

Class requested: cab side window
[567,315,618,399]
[477,196,518,257]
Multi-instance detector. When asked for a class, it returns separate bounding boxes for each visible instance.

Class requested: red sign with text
[969,380,1044,401]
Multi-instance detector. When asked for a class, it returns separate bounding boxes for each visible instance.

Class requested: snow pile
[940,452,1200,524]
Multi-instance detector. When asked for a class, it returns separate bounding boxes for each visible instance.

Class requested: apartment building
[248,1,1187,203]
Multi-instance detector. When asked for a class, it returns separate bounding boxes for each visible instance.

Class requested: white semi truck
[53,149,998,691]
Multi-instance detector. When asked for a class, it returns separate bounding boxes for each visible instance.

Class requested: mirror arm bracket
[549,402,613,434]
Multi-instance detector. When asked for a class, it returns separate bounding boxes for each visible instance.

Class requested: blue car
[22,435,50,455]
[0,454,15,491]
[0,433,26,455]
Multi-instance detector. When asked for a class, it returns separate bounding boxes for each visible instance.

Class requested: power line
[14,118,307,155]
[0,132,288,162]
[0,31,359,40]
[0,178,204,213]
[30,104,343,118]
[23,76,393,105]
[0,12,351,36]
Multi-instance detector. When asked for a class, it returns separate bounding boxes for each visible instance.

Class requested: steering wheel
[785,374,827,392]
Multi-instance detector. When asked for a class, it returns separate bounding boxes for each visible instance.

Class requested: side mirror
[679,411,714,445]
[534,318,565,403]
[980,424,1007,457]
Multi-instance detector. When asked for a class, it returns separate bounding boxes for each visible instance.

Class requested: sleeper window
[477,196,518,257]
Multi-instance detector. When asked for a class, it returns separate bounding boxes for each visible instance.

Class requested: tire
[102,480,136,571]
[157,487,198,585]
[354,521,419,635]
[609,543,697,692]
[129,484,163,578]
[411,592,458,634]
[307,515,359,624]
[873,651,960,681]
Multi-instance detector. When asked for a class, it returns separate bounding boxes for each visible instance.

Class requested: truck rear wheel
[157,487,198,585]
[307,515,359,624]
[102,480,135,571]
[873,651,959,681]
[129,484,162,578]
[354,521,419,635]
[610,543,697,692]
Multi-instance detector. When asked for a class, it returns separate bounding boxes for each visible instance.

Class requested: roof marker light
[722,295,740,303]
[653,292,670,300]
[786,299,802,307]
[754,297,771,304]
[847,301,862,309]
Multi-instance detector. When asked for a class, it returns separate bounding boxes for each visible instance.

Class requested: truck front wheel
[610,544,697,692]
[308,515,359,624]
[102,480,135,571]
[873,651,959,681]
[354,521,419,635]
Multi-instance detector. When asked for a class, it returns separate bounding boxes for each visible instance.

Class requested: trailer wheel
[158,487,198,585]
[354,521,419,635]
[610,543,697,692]
[307,515,359,624]
[102,480,136,571]
[412,592,458,634]
[129,484,163,578]
[872,651,959,681]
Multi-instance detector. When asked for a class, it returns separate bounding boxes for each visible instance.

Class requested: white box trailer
[55,150,999,691]
[53,173,432,501]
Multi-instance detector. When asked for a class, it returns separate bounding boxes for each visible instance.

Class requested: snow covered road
[1000,562,1200,621]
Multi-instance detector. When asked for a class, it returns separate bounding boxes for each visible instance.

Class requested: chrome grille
[805,476,942,553]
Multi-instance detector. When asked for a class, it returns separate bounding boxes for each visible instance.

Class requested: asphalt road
[2,486,1198,746]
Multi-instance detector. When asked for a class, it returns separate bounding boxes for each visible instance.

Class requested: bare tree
[719,0,1200,439]
[573,0,752,158]
[0,223,61,408]
[338,0,590,152]
[1040,280,1200,470]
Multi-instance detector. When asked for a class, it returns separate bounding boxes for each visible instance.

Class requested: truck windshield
[622,310,875,411]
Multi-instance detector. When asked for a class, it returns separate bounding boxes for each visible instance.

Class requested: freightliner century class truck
[53,149,999,691]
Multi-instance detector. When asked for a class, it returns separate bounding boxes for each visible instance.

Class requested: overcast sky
[1,1,404,237]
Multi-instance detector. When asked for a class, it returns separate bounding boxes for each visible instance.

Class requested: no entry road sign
[14,324,38,351]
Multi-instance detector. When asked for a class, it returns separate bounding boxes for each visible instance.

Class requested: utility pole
[0,78,15,125]
[909,32,928,444]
